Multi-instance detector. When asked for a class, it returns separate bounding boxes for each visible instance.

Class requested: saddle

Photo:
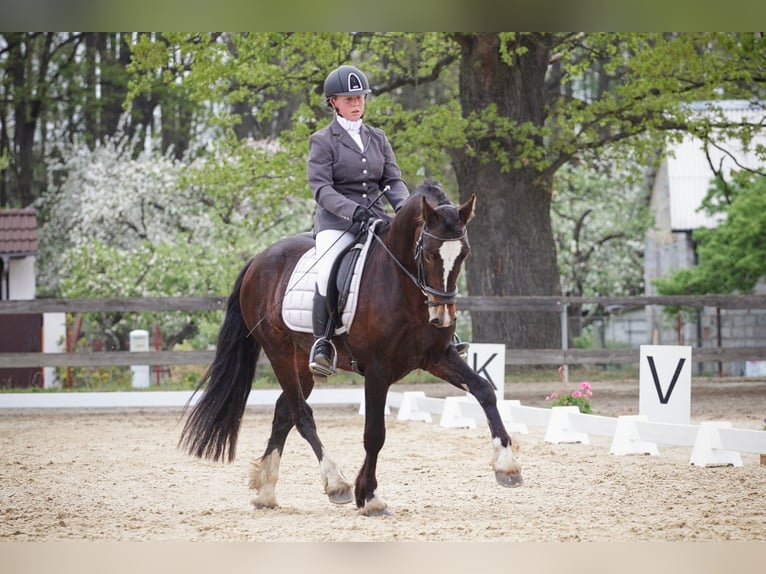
[282,220,382,335]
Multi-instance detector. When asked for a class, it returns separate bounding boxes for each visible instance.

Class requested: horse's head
[416,192,476,328]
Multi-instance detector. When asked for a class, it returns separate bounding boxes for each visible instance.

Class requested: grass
[2,362,645,392]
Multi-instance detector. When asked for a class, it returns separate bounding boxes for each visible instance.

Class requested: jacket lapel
[332,118,367,154]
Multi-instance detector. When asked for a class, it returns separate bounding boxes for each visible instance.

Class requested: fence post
[560,303,569,385]
[129,329,150,388]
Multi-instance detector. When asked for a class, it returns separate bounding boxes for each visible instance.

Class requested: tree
[552,155,652,339]
[126,32,766,350]
[655,173,766,296]
[37,130,310,349]
[0,32,203,209]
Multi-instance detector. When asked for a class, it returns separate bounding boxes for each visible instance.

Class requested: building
[644,100,766,375]
[0,209,42,387]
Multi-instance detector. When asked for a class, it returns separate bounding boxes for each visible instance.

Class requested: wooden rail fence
[1,295,765,369]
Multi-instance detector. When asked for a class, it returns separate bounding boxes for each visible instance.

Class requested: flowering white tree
[37,131,312,349]
[552,155,652,342]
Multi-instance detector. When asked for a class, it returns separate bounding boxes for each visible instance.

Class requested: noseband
[413,228,465,306]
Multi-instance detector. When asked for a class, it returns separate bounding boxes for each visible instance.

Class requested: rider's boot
[309,289,336,377]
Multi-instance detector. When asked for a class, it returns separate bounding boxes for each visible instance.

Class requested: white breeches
[314,229,357,296]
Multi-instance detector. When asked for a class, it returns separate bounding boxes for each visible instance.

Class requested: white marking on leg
[320,449,353,504]
[492,436,522,475]
[249,450,281,508]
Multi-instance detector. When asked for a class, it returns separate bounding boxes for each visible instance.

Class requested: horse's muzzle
[428,301,456,327]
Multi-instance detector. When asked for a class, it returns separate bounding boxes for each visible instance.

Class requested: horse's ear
[459,194,476,225]
[421,196,439,227]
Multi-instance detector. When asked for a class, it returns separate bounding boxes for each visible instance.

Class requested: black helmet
[323,65,372,98]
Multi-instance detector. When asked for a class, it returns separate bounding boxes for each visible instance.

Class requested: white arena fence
[1,387,764,468]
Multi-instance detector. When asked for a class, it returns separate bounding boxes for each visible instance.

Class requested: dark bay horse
[180,179,523,515]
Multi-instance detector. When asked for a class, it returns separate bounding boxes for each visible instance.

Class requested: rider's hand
[352,206,374,223]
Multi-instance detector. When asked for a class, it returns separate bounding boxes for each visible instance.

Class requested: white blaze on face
[439,240,462,289]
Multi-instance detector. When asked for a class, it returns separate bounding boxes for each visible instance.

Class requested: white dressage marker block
[690,421,743,467]
[497,400,529,434]
[395,391,432,423]
[544,406,590,444]
[439,396,478,429]
[610,415,660,456]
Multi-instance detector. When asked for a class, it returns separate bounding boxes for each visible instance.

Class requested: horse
[179,179,523,516]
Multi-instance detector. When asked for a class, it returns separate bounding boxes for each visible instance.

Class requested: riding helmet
[323,65,372,98]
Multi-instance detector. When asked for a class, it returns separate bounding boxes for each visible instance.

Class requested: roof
[666,100,766,231]
[0,209,38,255]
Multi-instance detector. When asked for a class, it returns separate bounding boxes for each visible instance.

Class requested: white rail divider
[0,389,367,410]
[459,398,530,434]
[4,385,764,468]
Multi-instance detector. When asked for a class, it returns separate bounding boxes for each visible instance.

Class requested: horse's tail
[179,260,260,463]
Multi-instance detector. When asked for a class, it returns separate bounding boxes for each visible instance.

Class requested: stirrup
[309,338,337,376]
[453,335,470,360]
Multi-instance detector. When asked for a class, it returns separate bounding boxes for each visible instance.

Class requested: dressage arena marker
[639,344,692,425]
[2,343,764,466]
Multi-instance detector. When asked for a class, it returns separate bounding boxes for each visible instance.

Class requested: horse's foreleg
[428,347,523,487]
[355,377,390,516]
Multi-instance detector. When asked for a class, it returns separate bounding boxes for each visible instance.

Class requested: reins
[371,225,465,306]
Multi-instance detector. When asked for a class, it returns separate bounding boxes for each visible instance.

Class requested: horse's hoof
[495,471,524,487]
[328,489,354,505]
[358,496,389,516]
[251,495,279,509]
[358,506,391,517]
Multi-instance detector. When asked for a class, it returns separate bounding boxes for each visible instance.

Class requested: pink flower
[545,392,559,401]
[580,381,591,391]
[571,391,582,398]
[584,389,593,398]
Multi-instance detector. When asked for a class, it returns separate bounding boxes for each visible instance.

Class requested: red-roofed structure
[0,209,38,255]
[0,209,41,387]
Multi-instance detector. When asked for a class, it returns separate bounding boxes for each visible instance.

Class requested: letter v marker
[647,356,686,404]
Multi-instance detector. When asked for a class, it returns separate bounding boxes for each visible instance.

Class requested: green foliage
[23,32,764,352]
[655,173,766,297]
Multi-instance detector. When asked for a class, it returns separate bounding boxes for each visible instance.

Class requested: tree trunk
[452,33,562,349]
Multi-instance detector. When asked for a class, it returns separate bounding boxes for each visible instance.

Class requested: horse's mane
[408,178,451,208]
[383,179,454,255]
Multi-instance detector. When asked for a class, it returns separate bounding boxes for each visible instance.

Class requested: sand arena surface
[1,379,764,542]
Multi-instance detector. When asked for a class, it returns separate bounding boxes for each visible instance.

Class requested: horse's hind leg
[292,361,354,505]
[249,392,292,508]
[251,350,352,507]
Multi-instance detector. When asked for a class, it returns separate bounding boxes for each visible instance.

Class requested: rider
[307,64,410,376]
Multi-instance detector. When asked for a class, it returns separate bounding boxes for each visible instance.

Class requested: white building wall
[9,256,36,300]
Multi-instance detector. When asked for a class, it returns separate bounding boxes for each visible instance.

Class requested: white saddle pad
[282,221,381,335]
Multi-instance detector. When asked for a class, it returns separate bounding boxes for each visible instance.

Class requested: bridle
[372,220,466,307]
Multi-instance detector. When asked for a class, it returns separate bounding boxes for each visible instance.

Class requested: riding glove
[352,206,374,223]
